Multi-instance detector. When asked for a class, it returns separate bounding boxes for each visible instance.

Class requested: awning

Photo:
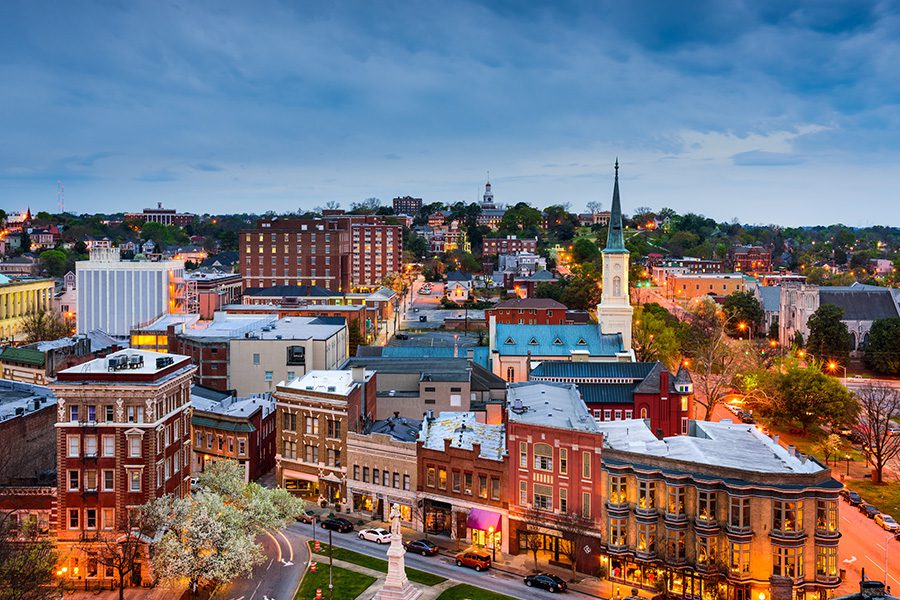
[466,508,502,532]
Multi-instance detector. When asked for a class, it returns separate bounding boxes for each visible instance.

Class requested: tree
[585,201,603,215]
[0,512,60,600]
[855,385,900,484]
[350,197,381,214]
[498,203,543,238]
[38,249,68,278]
[20,309,71,343]
[78,514,150,600]
[518,507,548,571]
[814,433,844,467]
[570,238,599,264]
[534,280,565,303]
[559,274,601,311]
[19,231,31,253]
[632,305,681,369]
[864,318,900,375]
[556,511,595,580]
[143,460,303,593]
[722,291,764,337]
[806,304,852,365]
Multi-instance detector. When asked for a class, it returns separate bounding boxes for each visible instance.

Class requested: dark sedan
[525,573,568,593]
[320,517,354,533]
[404,539,440,556]
[840,489,863,506]
[859,503,880,519]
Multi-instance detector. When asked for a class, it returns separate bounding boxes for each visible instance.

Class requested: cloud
[731,150,804,166]
[189,162,224,172]
[134,169,178,183]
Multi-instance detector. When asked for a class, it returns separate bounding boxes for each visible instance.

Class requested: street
[837,496,900,592]
[219,525,307,600]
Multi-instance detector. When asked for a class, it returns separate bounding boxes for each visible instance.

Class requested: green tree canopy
[632,304,681,369]
[864,317,900,375]
[38,248,68,277]
[722,291,764,336]
[570,238,600,264]
[806,304,853,365]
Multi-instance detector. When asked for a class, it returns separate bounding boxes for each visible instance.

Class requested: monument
[373,504,422,600]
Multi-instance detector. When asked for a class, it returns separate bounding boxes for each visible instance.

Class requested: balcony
[694,516,720,532]
[634,502,657,517]
[606,500,630,513]
[814,526,841,541]
[725,524,753,539]
[635,547,656,560]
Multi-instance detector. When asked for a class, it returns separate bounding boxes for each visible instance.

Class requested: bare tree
[855,384,900,484]
[77,517,148,600]
[0,511,60,600]
[556,511,596,580]
[19,309,71,343]
[517,507,547,571]
[585,201,604,215]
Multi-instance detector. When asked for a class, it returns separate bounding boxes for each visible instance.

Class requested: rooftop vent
[107,355,128,371]
[510,398,526,414]
[156,356,174,369]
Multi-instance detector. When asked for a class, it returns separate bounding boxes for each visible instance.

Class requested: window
[582,451,591,479]
[640,407,648,419]
[519,480,528,505]
[103,470,114,491]
[128,436,141,458]
[85,508,97,530]
[464,472,473,495]
[506,367,515,382]
[104,405,114,422]
[101,434,115,457]
[491,478,500,501]
[264,371,273,381]
[773,500,803,533]
[85,470,98,492]
[582,492,591,518]
[304,444,318,463]
[302,415,315,434]
[87,405,96,422]
[327,420,341,439]
[519,442,527,468]
[363,467,370,483]
[638,480,656,509]
[816,499,838,533]
[681,417,689,435]
[353,465,360,480]
[393,472,400,488]
[253,353,260,365]
[206,433,213,449]
[478,475,488,499]
[729,542,750,574]
[70,405,79,422]
[608,475,628,505]
[609,517,627,548]
[67,435,80,458]
[426,467,436,488]
[696,536,717,566]
[68,509,79,530]
[729,496,750,530]
[625,410,633,419]
[816,545,838,579]
[533,443,553,471]
[773,546,803,578]
[102,508,115,531]
[68,470,79,491]
[403,474,410,491]
[614,409,622,420]
[559,448,568,475]
[129,470,141,492]
[559,488,568,513]
[534,484,553,510]
[603,409,611,421]
[238,438,246,456]
[636,522,657,554]
[697,490,718,522]
[283,441,297,459]
[667,529,686,561]
[666,485,685,516]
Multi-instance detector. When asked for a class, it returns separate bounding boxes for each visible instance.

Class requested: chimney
[773,434,780,446]
[860,569,887,599]
[787,445,796,457]
[472,442,482,457]
[659,369,669,399]
[769,576,793,600]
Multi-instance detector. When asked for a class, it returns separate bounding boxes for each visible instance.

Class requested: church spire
[604,158,627,253]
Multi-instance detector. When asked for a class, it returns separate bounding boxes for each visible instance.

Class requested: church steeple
[604,159,626,253]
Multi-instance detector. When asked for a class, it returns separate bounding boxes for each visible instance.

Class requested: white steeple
[597,159,633,351]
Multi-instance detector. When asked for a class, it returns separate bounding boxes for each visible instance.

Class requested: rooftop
[0,379,56,422]
[58,349,191,377]
[191,385,275,423]
[179,313,345,342]
[506,382,599,433]
[494,323,623,357]
[419,412,506,461]
[757,285,782,312]
[137,313,202,333]
[281,369,373,396]
[492,297,566,311]
[596,418,826,475]
[368,415,423,443]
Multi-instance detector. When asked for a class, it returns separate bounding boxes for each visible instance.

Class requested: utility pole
[329,528,334,600]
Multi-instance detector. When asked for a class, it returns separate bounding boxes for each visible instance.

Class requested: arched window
[534,444,553,471]
[613,276,622,297]
[506,366,515,383]
[640,407,648,419]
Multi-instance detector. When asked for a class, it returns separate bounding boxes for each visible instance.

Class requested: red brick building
[417,412,509,552]
[728,245,772,274]
[51,349,195,588]
[482,236,538,256]
[485,297,567,325]
[505,382,604,572]
[240,215,401,292]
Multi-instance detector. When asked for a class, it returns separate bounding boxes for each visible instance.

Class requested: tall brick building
[240,215,402,292]
[51,349,195,588]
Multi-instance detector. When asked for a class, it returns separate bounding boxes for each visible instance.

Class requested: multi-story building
[75,247,188,336]
[476,181,506,229]
[486,297,567,326]
[239,216,401,292]
[392,196,423,216]
[274,367,376,505]
[185,270,243,319]
[528,361,694,437]
[0,331,121,385]
[650,257,724,287]
[51,349,195,588]
[0,379,57,485]
[346,414,421,526]
[124,202,195,226]
[190,385,276,482]
[427,212,446,228]
[728,245,772,274]
[417,411,508,552]
[0,276,55,341]
[0,255,39,276]
[665,273,747,301]
[169,313,348,395]
[596,419,841,600]
[505,382,605,571]
[482,236,538,256]
[578,211,611,227]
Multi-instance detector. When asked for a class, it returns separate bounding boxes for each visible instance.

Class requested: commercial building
[75,247,189,337]
[596,419,841,600]
[664,273,747,301]
[169,313,348,395]
[274,368,376,505]
[486,297,568,326]
[190,386,276,482]
[0,379,57,485]
[0,276,55,341]
[728,245,772,274]
[124,202,195,226]
[185,270,243,319]
[0,331,121,385]
[392,196,423,216]
[346,414,422,526]
[482,236,538,256]
[51,349,195,588]
[505,382,605,571]
[650,257,724,287]
[417,411,508,552]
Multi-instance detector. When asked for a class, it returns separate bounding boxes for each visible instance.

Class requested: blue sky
[1,1,898,225]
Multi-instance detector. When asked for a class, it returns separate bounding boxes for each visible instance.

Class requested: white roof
[281,369,373,396]
[60,349,190,375]
[192,392,275,419]
[419,412,506,461]
[596,419,825,475]
[506,382,599,433]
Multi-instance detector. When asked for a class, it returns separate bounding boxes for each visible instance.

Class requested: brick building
[482,236,538,256]
[190,385,276,482]
[240,215,401,292]
[185,270,243,319]
[274,367,376,506]
[486,297,568,325]
[665,273,747,300]
[728,245,772,274]
[417,411,509,552]
[51,349,195,588]
[124,202,194,226]
[0,380,57,485]
[392,196,423,216]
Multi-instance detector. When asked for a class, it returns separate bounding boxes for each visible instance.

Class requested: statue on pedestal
[373,503,422,600]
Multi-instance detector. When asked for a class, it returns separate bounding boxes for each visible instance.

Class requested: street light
[845,455,851,475]
[488,525,496,562]
[827,361,847,383]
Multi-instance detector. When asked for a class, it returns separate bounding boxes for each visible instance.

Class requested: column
[450,509,458,541]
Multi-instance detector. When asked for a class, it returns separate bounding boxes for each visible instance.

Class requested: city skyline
[2,1,899,226]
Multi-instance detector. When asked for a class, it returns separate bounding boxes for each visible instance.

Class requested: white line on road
[249,578,263,600]
[864,555,900,585]
[264,530,283,562]
[276,528,294,563]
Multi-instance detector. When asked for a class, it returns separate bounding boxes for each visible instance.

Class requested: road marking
[264,530,283,563]
[864,555,900,585]
[276,528,294,563]
[267,558,274,571]
[843,556,857,564]
[281,560,294,567]
[249,578,263,600]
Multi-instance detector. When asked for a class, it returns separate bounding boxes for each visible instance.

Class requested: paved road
[219,525,307,600]
[837,495,900,593]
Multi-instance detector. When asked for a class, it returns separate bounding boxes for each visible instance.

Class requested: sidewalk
[62,587,186,600]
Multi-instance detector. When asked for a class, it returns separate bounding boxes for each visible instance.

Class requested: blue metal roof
[530,361,656,379]
[493,324,623,356]
[577,383,636,404]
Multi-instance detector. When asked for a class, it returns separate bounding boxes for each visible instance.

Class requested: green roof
[0,347,45,367]
[192,415,256,433]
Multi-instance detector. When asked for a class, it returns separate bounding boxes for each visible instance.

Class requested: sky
[1,1,899,226]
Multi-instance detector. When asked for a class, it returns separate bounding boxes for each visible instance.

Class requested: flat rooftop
[58,349,191,377]
[137,313,201,333]
[180,313,345,341]
[281,369,373,396]
[596,419,825,475]
[0,379,56,422]
[506,382,600,433]
[419,412,505,461]
[191,386,275,420]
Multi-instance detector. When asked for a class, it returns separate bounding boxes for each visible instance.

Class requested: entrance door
[131,562,142,587]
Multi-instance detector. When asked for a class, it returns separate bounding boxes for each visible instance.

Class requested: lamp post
[845,455,851,476]
[827,361,847,384]
[329,528,334,600]
[488,525,496,562]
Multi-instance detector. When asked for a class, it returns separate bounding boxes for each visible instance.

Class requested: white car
[358,527,392,544]
[875,514,900,532]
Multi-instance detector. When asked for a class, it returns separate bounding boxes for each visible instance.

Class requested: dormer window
[528,338,539,346]
[504,337,516,345]
[576,338,588,346]
[553,338,563,345]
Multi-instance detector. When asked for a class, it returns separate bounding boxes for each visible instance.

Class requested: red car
[455,550,491,571]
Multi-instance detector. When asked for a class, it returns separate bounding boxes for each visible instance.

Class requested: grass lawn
[309,542,446,586]
[296,564,376,600]
[844,480,900,517]
[435,584,520,600]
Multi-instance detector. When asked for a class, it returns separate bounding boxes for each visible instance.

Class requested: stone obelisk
[373,504,422,600]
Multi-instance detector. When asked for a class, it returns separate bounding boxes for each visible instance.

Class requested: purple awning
[466,508,502,532]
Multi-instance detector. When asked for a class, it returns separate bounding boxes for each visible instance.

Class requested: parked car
[189,477,199,491]
[739,411,755,424]
[296,509,317,524]
[859,503,880,519]
[455,550,492,571]
[404,539,440,556]
[358,527,392,544]
[320,517,354,533]
[875,514,900,532]
[395,333,410,340]
[524,573,568,593]
[840,489,863,506]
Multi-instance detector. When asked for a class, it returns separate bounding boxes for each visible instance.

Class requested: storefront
[353,493,383,519]
[516,530,573,566]
[423,499,452,535]
[606,557,745,600]
[467,508,502,551]
[283,470,320,499]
